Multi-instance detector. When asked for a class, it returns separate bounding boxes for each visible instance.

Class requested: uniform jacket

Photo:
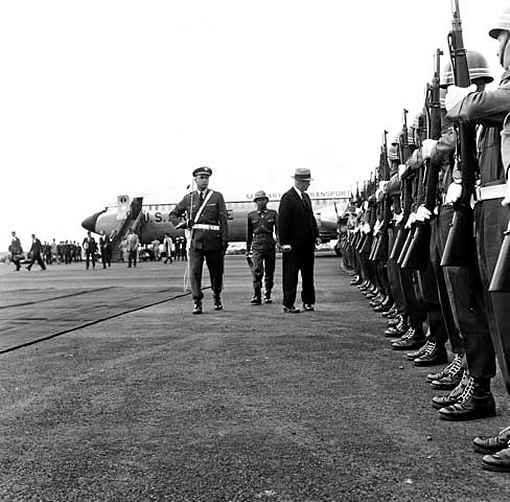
[447,72,510,185]
[278,188,319,249]
[9,237,23,255]
[170,189,228,251]
[82,236,97,253]
[29,238,43,256]
[126,233,139,252]
[246,209,278,251]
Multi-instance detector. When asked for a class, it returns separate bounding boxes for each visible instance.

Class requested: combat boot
[385,317,409,338]
[482,447,510,472]
[405,340,434,361]
[473,426,510,454]
[391,327,425,351]
[429,353,465,389]
[438,377,496,421]
[250,288,262,305]
[414,342,448,367]
[432,370,470,409]
[387,314,404,327]
[382,307,398,319]
[214,296,224,311]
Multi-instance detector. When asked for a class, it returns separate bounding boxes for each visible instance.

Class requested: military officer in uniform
[246,190,278,304]
[169,166,228,314]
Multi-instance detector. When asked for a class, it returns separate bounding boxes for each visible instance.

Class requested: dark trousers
[189,248,224,301]
[85,251,95,269]
[475,200,510,389]
[27,253,46,271]
[128,250,137,268]
[101,248,112,268]
[252,246,276,294]
[282,246,315,308]
[387,227,406,314]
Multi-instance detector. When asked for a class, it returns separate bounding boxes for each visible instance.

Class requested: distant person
[82,231,97,270]
[126,228,140,268]
[43,241,52,264]
[8,231,23,271]
[246,190,278,304]
[152,239,161,261]
[64,240,72,264]
[51,238,58,263]
[76,243,83,262]
[99,231,112,268]
[163,233,174,263]
[26,234,46,271]
[278,168,320,313]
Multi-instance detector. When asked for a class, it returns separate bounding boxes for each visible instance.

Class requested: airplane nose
[81,212,101,232]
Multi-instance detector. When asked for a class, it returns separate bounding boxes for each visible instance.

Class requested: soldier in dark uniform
[99,231,112,268]
[82,231,97,270]
[246,190,278,305]
[26,234,46,271]
[8,231,23,271]
[169,166,228,314]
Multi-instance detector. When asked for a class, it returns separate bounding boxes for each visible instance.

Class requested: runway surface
[1,255,510,501]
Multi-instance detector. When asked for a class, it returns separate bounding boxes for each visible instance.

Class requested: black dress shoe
[387,315,403,327]
[438,378,496,421]
[405,341,432,361]
[264,297,272,304]
[214,297,223,311]
[250,296,262,305]
[473,426,510,454]
[192,302,203,315]
[432,370,469,410]
[414,344,448,367]
[391,328,425,351]
[382,307,398,318]
[283,306,300,313]
[302,304,315,312]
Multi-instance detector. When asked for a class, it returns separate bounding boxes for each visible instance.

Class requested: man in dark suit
[278,168,320,313]
[169,166,228,314]
[8,231,24,271]
[27,234,46,271]
[82,231,97,270]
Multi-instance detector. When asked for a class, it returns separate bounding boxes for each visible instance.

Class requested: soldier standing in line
[169,166,229,314]
[246,190,278,305]
[82,231,97,270]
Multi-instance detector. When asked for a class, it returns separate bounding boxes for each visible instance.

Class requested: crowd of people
[337,3,510,473]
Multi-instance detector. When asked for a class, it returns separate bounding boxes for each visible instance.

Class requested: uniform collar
[293,185,304,199]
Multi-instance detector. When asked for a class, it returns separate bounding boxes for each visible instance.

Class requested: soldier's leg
[85,252,90,269]
[205,249,224,300]
[37,255,46,270]
[300,247,316,306]
[251,248,264,299]
[189,248,205,302]
[282,250,299,308]
[264,247,276,298]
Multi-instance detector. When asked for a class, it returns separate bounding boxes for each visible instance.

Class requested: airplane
[81,190,350,250]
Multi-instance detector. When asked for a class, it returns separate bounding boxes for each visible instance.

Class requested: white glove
[444,182,462,205]
[415,205,432,222]
[445,84,477,112]
[373,220,382,235]
[281,244,292,253]
[394,212,404,225]
[375,188,383,201]
[362,223,371,234]
[405,213,417,229]
[398,164,408,179]
[421,139,438,161]
[502,180,510,207]
[378,181,389,193]
[363,201,369,211]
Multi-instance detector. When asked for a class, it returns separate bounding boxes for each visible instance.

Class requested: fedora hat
[292,168,313,181]
[253,190,269,201]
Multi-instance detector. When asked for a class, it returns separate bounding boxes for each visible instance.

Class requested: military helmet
[489,6,510,39]
[440,50,493,88]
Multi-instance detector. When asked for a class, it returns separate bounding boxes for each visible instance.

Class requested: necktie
[199,191,204,203]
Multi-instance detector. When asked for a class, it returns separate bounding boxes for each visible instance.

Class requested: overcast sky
[1,0,507,251]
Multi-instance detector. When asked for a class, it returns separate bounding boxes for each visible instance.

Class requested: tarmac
[1,254,510,501]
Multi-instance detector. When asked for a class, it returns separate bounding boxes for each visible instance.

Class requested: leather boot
[473,426,510,454]
[387,314,404,327]
[414,342,448,367]
[385,317,409,338]
[391,327,425,351]
[429,354,465,389]
[250,288,262,305]
[264,290,272,304]
[482,447,510,472]
[350,276,362,286]
[432,369,469,409]
[214,296,224,311]
[438,377,496,421]
[405,341,433,361]
[382,307,398,319]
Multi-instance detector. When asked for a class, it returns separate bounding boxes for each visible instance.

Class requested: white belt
[475,184,506,202]
[193,224,220,231]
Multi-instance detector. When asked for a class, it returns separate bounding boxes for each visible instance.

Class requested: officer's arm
[168,195,188,225]
[274,211,279,245]
[447,86,510,127]
[246,215,253,253]
[217,193,229,247]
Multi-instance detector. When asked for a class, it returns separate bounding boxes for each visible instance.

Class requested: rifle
[402,49,443,270]
[389,109,412,263]
[440,0,477,267]
[489,219,510,292]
